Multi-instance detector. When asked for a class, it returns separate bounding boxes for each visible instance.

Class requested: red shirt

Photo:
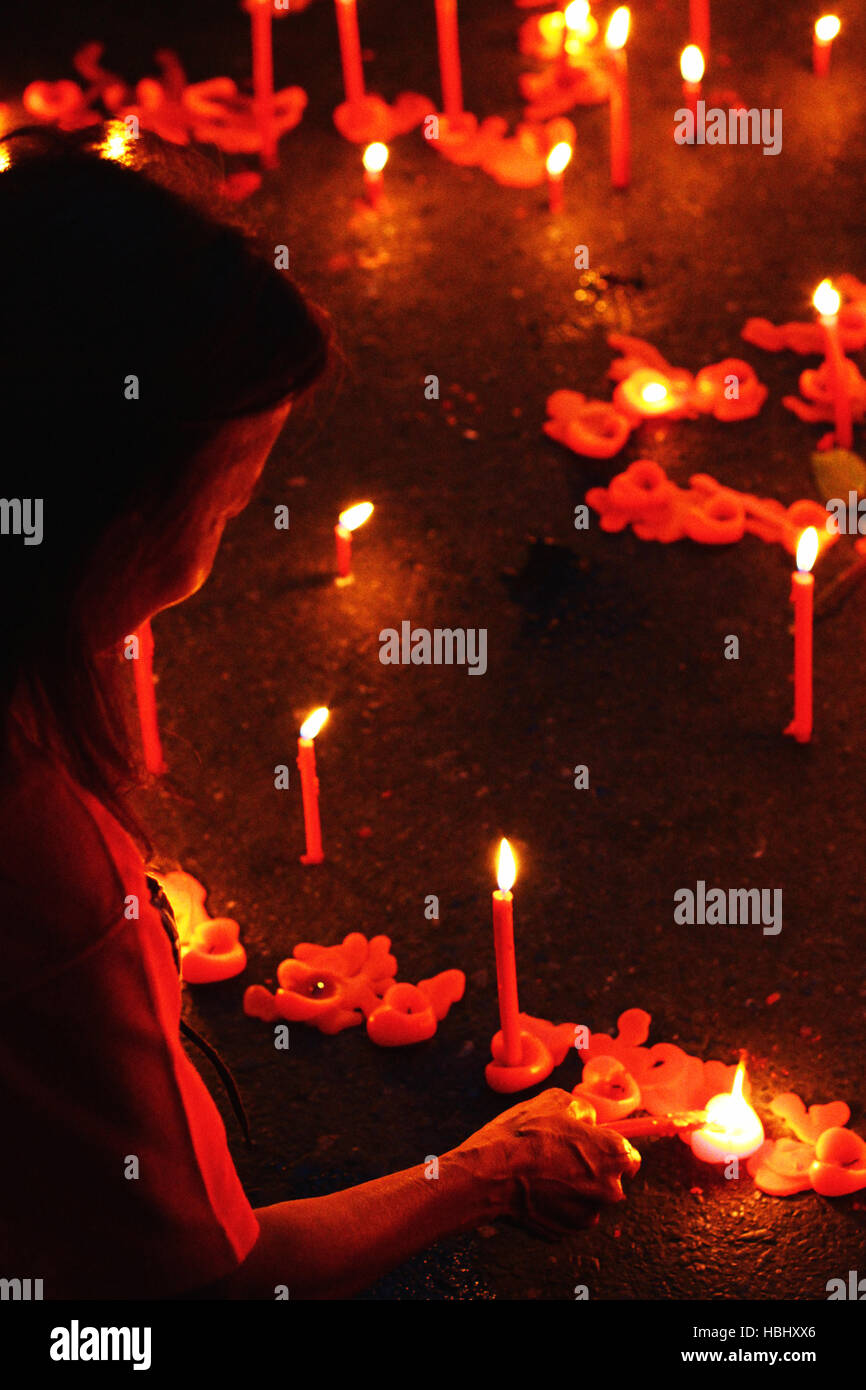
[0,742,259,1298]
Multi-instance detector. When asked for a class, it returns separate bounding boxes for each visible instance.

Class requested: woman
[0,126,638,1300]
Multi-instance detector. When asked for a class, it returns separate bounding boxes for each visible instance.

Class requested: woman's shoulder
[0,741,146,996]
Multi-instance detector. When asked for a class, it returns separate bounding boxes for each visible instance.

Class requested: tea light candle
[132,618,166,775]
[335,500,374,581]
[492,839,522,1066]
[335,0,366,109]
[690,1062,764,1163]
[785,528,818,745]
[546,141,572,214]
[249,0,277,168]
[297,707,329,864]
[813,15,840,77]
[605,7,630,190]
[680,44,704,123]
[435,0,464,120]
[689,0,710,63]
[362,142,388,210]
[813,279,853,449]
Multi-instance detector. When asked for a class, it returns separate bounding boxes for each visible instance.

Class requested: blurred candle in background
[813,15,840,77]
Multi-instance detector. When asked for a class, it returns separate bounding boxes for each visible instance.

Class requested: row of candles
[247,2,846,209]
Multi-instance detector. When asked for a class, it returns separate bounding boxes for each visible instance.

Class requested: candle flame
[813,277,840,318]
[0,145,10,173]
[338,501,374,532]
[815,14,841,42]
[680,44,705,83]
[605,6,630,50]
[546,141,573,176]
[299,707,329,740]
[796,526,819,574]
[703,1060,763,1148]
[99,121,134,166]
[496,838,516,893]
[641,381,669,405]
[363,143,389,174]
[564,1,590,31]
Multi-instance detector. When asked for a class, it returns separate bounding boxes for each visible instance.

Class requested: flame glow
[546,141,573,177]
[641,381,669,405]
[605,6,630,50]
[363,143,389,174]
[99,121,134,166]
[813,278,841,318]
[680,44,705,83]
[299,707,329,740]
[797,526,819,574]
[691,1060,765,1161]
[564,1,591,31]
[338,501,374,532]
[0,147,10,173]
[815,15,841,42]
[496,838,517,894]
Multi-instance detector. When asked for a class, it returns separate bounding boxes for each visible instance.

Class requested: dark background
[6,0,866,1299]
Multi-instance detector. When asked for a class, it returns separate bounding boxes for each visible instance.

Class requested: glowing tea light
[0,148,10,173]
[785,527,818,744]
[297,707,329,865]
[492,839,522,1067]
[605,7,630,190]
[561,1,596,63]
[546,141,573,214]
[613,367,677,419]
[689,1062,764,1163]
[362,142,388,211]
[680,44,704,123]
[813,15,841,77]
[435,0,465,121]
[335,500,374,581]
[813,278,853,450]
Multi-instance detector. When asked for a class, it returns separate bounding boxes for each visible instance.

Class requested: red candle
[132,618,166,776]
[813,15,840,77]
[249,0,277,168]
[362,143,388,211]
[435,0,464,121]
[813,279,853,449]
[785,528,818,745]
[492,838,522,1067]
[545,141,572,215]
[334,0,366,109]
[680,45,704,123]
[335,500,374,581]
[297,707,328,864]
[605,7,631,191]
[689,0,710,63]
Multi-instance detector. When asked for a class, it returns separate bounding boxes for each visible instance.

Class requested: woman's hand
[445,1088,641,1236]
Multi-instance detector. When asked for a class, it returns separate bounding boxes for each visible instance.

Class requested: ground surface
[7,0,866,1300]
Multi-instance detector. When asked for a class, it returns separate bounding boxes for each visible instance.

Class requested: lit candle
[612,367,678,419]
[785,527,818,745]
[689,1061,764,1163]
[249,0,277,168]
[680,44,704,124]
[813,279,853,449]
[689,0,710,63]
[435,0,464,121]
[334,0,366,109]
[546,140,572,214]
[492,838,522,1067]
[335,500,374,581]
[813,15,841,77]
[297,707,329,865]
[362,142,388,211]
[132,619,166,776]
[605,6,630,191]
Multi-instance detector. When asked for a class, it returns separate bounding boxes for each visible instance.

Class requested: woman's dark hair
[0,124,329,838]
